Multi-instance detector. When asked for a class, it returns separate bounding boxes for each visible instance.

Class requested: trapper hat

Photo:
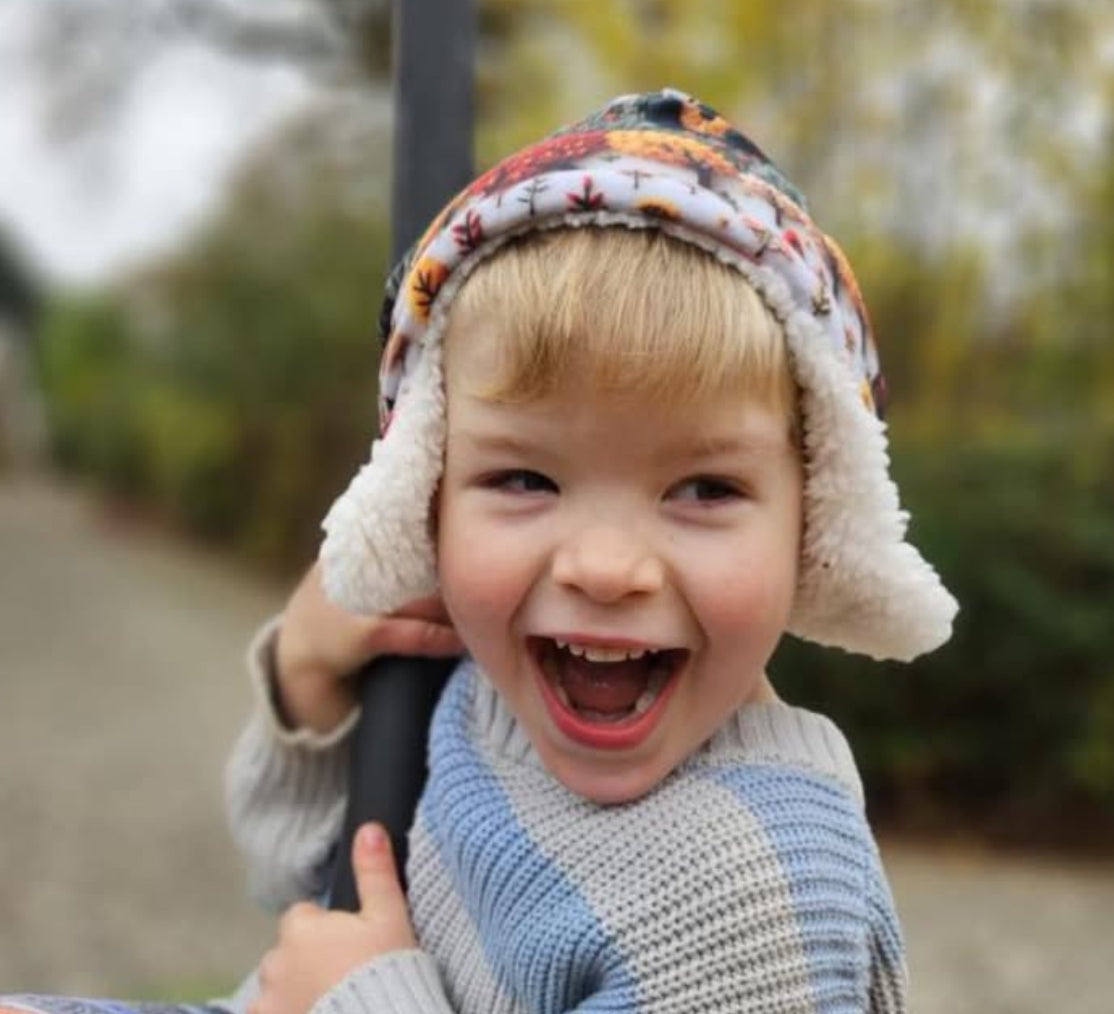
[321,88,958,662]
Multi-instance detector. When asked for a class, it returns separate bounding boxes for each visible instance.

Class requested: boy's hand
[276,563,463,733]
[250,823,417,1014]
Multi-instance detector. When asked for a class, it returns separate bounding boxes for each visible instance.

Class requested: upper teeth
[555,640,651,662]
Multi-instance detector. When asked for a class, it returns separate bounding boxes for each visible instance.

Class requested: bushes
[36,191,391,575]
[31,130,1114,841]
[40,267,1114,838]
[37,297,149,495]
[774,425,1114,843]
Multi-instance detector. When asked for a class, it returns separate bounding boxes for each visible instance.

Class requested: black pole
[390,0,477,260]
[329,0,475,913]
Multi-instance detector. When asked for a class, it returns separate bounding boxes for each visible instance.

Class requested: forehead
[444,228,795,403]
[442,308,504,387]
[446,329,794,460]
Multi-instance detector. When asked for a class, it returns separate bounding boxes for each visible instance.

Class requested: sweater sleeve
[224,616,359,912]
[866,857,909,1013]
[309,952,455,1014]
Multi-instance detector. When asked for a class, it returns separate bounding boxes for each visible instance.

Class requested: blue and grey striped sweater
[221,638,907,1014]
[0,650,906,1014]
[295,661,907,1014]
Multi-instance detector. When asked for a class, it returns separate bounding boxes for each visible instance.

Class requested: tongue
[561,657,649,714]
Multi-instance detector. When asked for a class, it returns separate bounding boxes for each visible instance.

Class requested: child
[2,89,957,1014]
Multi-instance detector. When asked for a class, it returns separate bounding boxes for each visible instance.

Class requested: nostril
[552,537,664,602]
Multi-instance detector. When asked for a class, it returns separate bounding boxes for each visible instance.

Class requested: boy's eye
[669,476,743,503]
[485,469,557,494]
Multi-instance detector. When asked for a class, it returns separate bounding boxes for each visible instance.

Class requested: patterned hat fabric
[321,89,957,661]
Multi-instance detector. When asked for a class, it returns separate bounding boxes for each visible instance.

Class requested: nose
[551,524,665,604]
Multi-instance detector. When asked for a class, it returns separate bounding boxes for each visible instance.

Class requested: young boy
[1,89,956,1014]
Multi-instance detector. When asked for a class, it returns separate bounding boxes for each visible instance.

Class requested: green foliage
[31,3,1114,841]
[774,426,1114,843]
[36,148,390,573]
[37,296,149,495]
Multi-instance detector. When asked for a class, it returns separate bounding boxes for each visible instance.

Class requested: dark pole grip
[329,655,456,911]
[327,0,474,911]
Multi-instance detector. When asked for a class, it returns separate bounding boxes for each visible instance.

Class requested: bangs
[448,227,796,423]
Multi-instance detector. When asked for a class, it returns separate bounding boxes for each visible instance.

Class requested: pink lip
[533,645,683,751]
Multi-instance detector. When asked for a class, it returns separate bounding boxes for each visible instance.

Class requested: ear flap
[320,124,958,658]
[713,261,958,662]
[320,341,445,615]
[781,297,957,661]
[321,248,957,656]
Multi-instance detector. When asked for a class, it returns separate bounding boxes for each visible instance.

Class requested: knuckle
[362,617,390,652]
[424,620,457,648]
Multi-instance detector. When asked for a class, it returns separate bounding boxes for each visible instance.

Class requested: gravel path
[1,477,1111,1011]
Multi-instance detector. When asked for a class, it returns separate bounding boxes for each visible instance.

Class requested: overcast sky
[3,1,1111,301]
[0,0,316,287]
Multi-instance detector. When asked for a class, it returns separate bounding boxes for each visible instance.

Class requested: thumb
[352,824,414,941]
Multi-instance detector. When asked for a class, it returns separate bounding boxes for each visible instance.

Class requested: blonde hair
[447,227,797,428]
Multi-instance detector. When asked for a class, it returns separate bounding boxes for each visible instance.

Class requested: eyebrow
[455,431,541,456]
[456,430,788,461]
[658,434,787,461]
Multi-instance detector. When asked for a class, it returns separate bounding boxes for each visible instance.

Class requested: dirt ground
[1,477,1112,1013]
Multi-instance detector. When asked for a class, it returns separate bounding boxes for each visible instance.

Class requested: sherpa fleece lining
[320,213,957,662]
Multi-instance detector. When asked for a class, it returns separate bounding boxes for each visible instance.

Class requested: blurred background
[1,1,1112,1012]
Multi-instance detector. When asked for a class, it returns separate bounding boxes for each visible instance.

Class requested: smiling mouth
[530,637,687,728]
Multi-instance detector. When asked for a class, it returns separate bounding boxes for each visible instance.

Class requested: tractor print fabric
[375,88,885,436]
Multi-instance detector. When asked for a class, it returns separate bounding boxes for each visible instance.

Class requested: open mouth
[529,636,687,748]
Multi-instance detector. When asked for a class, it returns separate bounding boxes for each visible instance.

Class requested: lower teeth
[543,649,672,722]
[632,669,669,715]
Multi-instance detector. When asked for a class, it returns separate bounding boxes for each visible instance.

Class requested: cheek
[435,495,479,626]
[688,537,799,639]
[437,503,525,631]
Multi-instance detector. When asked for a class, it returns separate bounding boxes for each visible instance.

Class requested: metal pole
[390,0,476,261]
[330,0,475,912]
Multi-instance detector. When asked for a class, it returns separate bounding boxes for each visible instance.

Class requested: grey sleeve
[309,952,456,1014]
[213,953,453,1014]
[224,616,360,912]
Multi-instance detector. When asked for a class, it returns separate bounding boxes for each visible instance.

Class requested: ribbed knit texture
[313,952,451,1014]
[223,618,355,912]
[218,660,905,1014]
[224,650,907,1013]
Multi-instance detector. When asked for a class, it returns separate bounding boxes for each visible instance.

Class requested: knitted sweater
[226,639,907,1014]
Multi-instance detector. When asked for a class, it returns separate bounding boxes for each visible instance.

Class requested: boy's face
[437,323,803,805]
